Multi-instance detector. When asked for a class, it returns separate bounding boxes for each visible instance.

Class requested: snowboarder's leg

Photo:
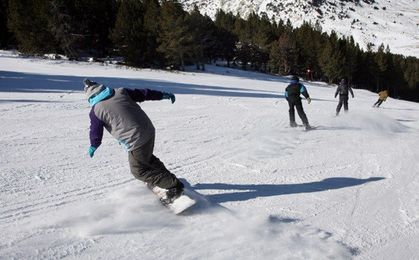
[295,100,310,128]
[376,100,384,107]
[343,95,349,111]
[288,101,297,127]
[128,136,184,192]
[336,99,343,115]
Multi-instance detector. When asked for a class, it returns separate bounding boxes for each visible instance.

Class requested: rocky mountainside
[178,0,418,57]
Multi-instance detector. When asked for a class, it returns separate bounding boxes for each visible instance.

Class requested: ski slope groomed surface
[1,51,418,259]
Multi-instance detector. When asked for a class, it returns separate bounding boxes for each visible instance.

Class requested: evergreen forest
[0,0,418,101]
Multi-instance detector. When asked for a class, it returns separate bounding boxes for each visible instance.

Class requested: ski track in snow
[1,53,419,259]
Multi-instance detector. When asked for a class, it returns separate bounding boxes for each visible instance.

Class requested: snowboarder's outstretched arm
[126,88,175,104]
[300,84,311,103]
[349,86,354,98]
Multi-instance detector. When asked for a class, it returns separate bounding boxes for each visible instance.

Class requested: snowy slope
[1,52,419,259]
[179,0,419,57]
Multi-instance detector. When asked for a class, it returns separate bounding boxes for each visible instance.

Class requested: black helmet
[340,78,347,84]
[291,75,299,82]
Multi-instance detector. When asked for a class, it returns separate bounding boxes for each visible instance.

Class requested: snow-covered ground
[1,52,418,259]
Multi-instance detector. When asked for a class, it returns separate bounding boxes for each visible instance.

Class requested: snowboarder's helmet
[291,75,299,82]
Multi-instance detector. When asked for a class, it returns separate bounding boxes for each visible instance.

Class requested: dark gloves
[162,92,176,104]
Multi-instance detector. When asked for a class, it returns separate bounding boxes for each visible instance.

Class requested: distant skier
[84,79,184,204]
[373,89,389,108]
[285,75,312,130]
[334,78,354,115]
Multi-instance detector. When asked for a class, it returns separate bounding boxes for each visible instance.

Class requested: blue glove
[88,146,97,158]
[162,92,175,104]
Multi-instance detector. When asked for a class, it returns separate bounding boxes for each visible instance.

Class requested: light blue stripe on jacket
[89,87,114,106]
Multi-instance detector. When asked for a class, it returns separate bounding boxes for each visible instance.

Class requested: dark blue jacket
[285,81,310,102]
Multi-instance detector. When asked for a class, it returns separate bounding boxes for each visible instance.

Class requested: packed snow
[1,51,418,259]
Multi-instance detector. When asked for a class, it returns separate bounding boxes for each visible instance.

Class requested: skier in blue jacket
[84,79,184,204]
[285,76,312,130]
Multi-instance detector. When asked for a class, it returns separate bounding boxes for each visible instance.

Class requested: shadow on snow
[193,177,385,203]
[0,71,283,99]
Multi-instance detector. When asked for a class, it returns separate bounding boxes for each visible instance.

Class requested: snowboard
[288,124,318,130]
[287,124,304,129]
[147,184,196,215]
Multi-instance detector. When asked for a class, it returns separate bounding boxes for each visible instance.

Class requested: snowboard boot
[305,124,313,130]
[147,184,184,205]
[290,122,298,127]
[161,186,184,205]
[148,184,168,198]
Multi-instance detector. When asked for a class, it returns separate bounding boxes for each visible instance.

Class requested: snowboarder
[84,79,184,204]
[285,75,312,130]
[334,78,354,115]
[373,89,389,108]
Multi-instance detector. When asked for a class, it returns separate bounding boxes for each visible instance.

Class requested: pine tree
[187,6,217,70]
[392,55,418,101]
[359,49,378,92]
[157,0,192,70]
[111,0,147,66]
[235,41,252,70]
[143,0,162,67]
[8,0,58,54]
[48,0,80,58]
[342,36,362,84]
[294,22,322,79]
[269,33,298,75]
[252,13,275,71]
[233,13,272,71]
[68,0,117,57]
[233,14,253,44]
[0,0,13,48]
[318,32,345,83]
[8,0,116,57]
[214,9,237,67]
[402,57,418,91]
[268,39,281,74]
[389,55,405,98]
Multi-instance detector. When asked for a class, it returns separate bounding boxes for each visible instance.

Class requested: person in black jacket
[334,78,354,115]
[285,76,312,130]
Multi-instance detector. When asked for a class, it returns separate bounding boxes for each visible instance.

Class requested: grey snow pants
[128,135,183,190]
[336,94,349,114]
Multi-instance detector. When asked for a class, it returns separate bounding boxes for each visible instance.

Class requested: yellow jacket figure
[373,90,389,107]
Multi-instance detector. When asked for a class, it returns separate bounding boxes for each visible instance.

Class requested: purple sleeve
[126,88,163,102]
[89,108,104,148]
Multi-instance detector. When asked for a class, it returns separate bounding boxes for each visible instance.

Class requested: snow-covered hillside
[1,52,419,259]
[179,0,419,57]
